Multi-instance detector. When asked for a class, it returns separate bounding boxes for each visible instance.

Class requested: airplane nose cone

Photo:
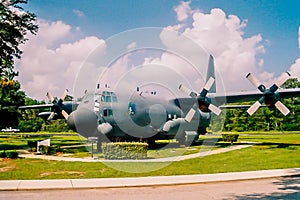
[67,108,98,137]
[67,112,76,131]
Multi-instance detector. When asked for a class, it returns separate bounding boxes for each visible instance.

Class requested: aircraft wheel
[177,136,186,146]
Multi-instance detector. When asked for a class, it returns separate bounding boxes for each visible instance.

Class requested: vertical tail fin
[206,55,216,93]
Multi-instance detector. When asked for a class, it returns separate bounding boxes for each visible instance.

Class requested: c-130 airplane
[20,55,300,147]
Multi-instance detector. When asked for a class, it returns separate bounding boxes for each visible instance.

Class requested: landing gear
[146,137,156,147]
[177,131,199,146]
[96,135,110,152]
[97,138,102,152]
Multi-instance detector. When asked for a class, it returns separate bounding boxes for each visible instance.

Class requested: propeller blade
[60,89,68,101]
[208,104,222,116]
[275,101,290,116]
[179,84,197,97]
[275,72,291,87]
[47,112,55,121]
[61,110,69,120]
[203,77,215,91]
[185,108,196,123]
[46,92,55,102]
[246,73,262,89]
[247,101,261,115]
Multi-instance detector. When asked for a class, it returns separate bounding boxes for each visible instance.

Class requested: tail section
[206,55,216,93]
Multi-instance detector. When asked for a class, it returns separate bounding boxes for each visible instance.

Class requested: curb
[1,168,299,191]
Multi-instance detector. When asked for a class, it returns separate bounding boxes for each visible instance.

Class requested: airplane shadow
[254,142,300,148]
[233,172,300,199]
[148,138,228,150]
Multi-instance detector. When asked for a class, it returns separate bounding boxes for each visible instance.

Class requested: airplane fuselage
[67,90,211,144]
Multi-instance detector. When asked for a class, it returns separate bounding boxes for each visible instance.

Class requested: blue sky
[24,0,300,73]
[18,0,300,99]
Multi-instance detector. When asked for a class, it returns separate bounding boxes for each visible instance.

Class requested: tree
[282,78,300,89]
[0,0,38,79]
[281,78,300,131]
[0,78,25,129]
[18,97,45,132]
[0,0,38,129]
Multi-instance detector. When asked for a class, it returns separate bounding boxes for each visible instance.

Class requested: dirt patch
[0,166,14,172]
[0,158,16,172]
[40,171,85,177]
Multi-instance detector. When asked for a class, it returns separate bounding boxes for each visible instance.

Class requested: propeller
[46,89,69,121]
[179,77,222,122]
[246,72,291,116]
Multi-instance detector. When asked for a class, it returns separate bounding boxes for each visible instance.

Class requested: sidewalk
[18,144,253,162]
[1,168,299,191]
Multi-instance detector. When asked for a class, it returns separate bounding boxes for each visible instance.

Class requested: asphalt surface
[1,168,299,191]
[1,176,300,200]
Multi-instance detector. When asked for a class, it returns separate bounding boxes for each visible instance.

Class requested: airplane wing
[19,101,79,121]
[19,104,53,109]
[216,87,300,115]
[173,88,300,115]
[19,101,78,110]
[213,88,300,104]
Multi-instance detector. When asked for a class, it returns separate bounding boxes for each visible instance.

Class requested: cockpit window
[82,93,102,104]
[112,93,117,102]
[105,96,112,102]
[101,91,118,102]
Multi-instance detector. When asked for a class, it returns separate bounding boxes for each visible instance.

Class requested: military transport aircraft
[20,55,300,146]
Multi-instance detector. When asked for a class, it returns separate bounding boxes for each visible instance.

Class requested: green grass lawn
[0,132,299,180]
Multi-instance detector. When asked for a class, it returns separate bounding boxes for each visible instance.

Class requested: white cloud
[289,58,300,81]
[258,59,264,67]
[16,20,105,100]
[73,9,85,17]
[287,27,300,81]
[33,20,72,46]
[174,1,193,22]
[298,27,300,50]
[155,8,266,92]
[127,42,137,50]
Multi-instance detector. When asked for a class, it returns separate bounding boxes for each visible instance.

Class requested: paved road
[1,176,299,200]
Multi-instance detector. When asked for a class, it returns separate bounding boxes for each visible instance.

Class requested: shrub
[27,140,38,151]
[102,142,148,160]
[38,145,55,155]
[221,133,239,144]
[52,145,62,153]
[5,150,19,159]
[0,150,6,158]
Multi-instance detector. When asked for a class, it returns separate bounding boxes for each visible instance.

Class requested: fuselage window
[103,108,113,117]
